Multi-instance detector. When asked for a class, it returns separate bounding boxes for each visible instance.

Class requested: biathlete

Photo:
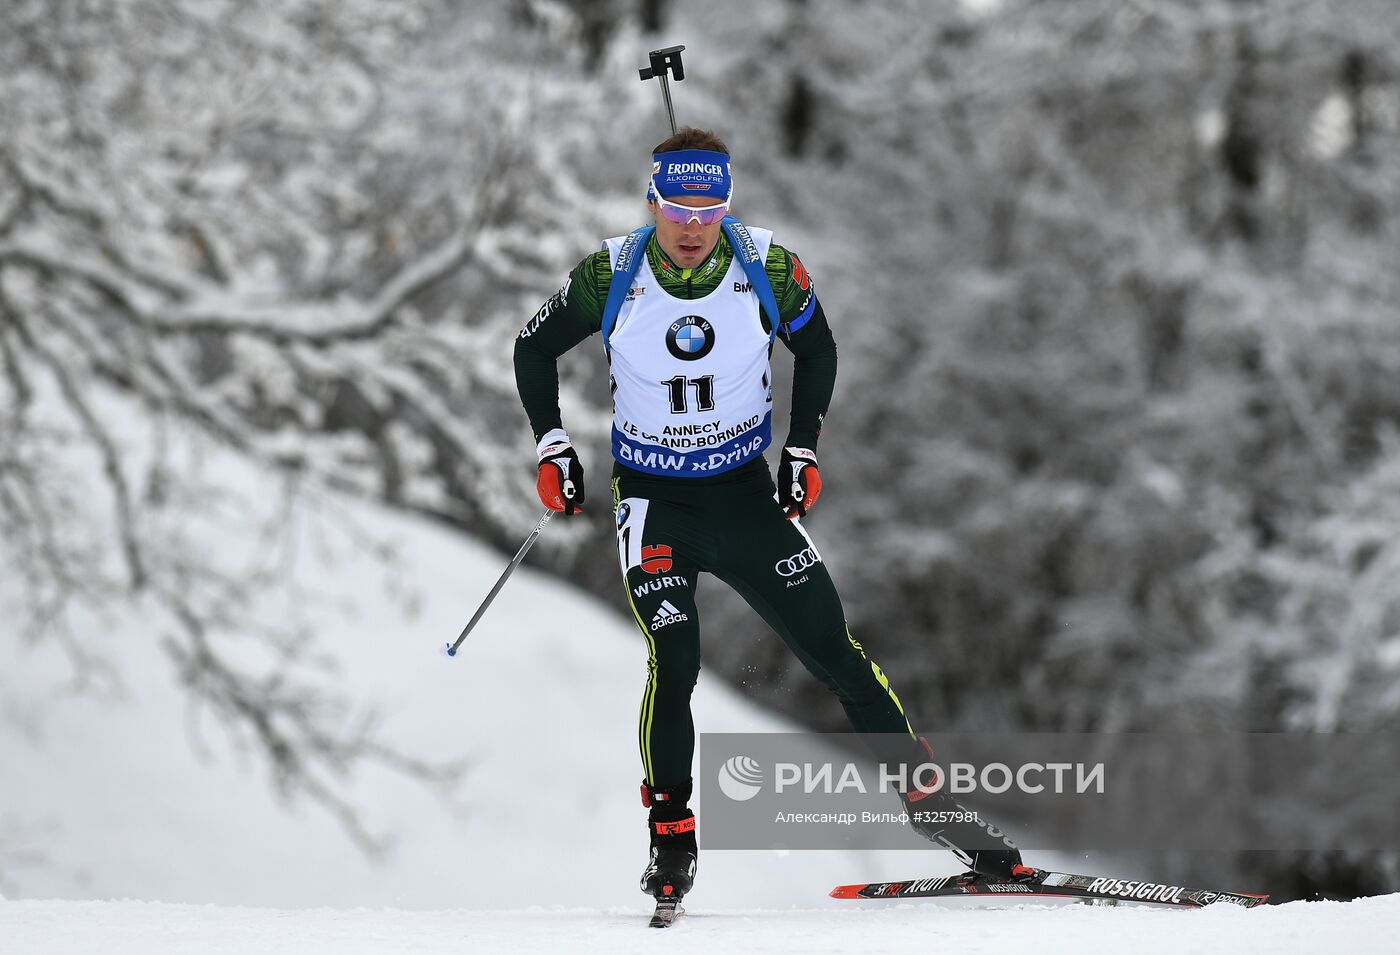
[513,127,1026,902]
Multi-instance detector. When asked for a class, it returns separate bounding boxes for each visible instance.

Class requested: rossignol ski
[830,868,1269,908]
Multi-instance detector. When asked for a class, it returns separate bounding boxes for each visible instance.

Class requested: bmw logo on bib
[666,316,716,361]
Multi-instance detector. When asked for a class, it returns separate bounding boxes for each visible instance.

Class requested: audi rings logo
[718,755,765,801]
[774,546,821,578]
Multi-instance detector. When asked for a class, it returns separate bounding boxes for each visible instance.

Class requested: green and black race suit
[514,231,916,788]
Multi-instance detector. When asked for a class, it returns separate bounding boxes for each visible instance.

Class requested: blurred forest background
[3,0,1399,902]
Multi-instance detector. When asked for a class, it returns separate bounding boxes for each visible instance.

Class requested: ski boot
[639,779,698,900]
[900,737,1032,881]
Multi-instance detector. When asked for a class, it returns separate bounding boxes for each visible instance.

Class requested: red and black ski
[831,869,1269,909]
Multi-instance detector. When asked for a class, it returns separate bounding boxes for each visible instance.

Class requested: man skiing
[513,128,1026,903]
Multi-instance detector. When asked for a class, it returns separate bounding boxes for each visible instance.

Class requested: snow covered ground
[3,456,1398,951]
[3,894,1399,954]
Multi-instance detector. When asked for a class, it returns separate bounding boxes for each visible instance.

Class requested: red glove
[777,446,821,519]
[536,430,585,515]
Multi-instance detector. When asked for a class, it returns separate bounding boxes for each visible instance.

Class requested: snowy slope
[0,462,971,911]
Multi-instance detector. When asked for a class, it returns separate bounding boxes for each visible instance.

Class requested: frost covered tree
[640,0,1400,737]
[0,0,640,849]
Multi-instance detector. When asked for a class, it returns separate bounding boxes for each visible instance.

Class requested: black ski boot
[639,780,698,900]
[900,738,1030,881]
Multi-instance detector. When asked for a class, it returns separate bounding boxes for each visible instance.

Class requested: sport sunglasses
[650,178,732,225]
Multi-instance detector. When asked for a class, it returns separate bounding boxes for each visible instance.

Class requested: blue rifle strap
[721,216,781,344]
[600,226,655,354]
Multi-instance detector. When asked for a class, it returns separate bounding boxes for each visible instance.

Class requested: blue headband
[646,148,732,202]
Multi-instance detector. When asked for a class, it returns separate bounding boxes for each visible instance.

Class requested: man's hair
[653,127,729,155]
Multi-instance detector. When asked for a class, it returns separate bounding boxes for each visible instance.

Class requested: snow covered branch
[0,0,613,852]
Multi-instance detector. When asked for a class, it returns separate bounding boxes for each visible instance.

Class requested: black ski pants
[611,459,915,788]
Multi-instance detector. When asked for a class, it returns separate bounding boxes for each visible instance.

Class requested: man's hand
[777,446,822,519]
[536,429,585,515]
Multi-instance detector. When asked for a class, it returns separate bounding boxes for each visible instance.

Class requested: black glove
[535,430,585,515]
[777,446,822,519]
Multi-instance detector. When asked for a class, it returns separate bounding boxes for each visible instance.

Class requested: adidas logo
[650,600,689,631]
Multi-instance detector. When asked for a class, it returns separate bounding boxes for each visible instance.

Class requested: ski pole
[443,509,553,657]
[638,45,686,135]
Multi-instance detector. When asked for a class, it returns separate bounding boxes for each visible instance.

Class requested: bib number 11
[663,375,715,414]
